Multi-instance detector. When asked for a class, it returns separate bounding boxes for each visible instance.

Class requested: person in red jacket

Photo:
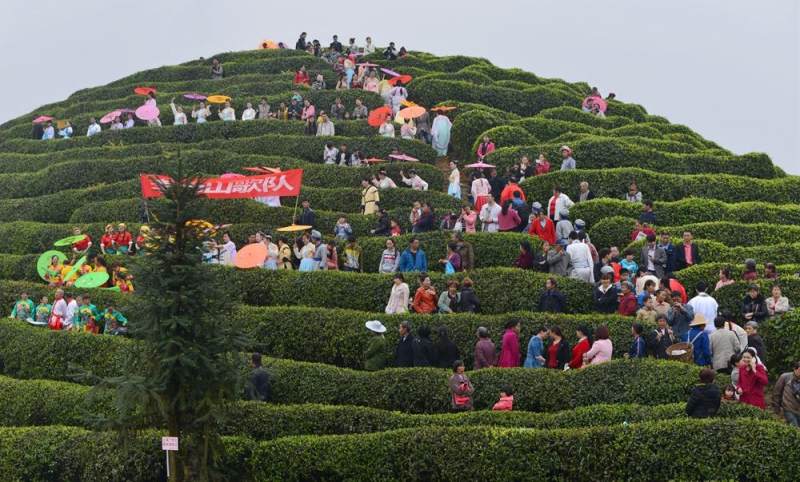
[113,223,133,254]
[500,177,526,205]
[737,348,769,409]
[492,385,514,411]
[71,226,92,255]
[293,66,310,85]
[618,282,638,316]
[569,325,592,369]
[476,136,495,160]
[529,209,556,245]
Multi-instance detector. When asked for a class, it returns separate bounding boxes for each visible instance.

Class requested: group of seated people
[44,252,135,293]
[10,289,127,335]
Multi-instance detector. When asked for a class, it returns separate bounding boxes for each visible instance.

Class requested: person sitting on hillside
[86,117,101,136]
[311,74,326,90]
[110,117,124,130]
[630,221,655,242]
[351,98,368,119]
[492,386,515,411]
[323,143,339,164]
[210,58,223,79]
[294,66,310,85]
[715,267,736,291]
[378,116,395,137]
[559,146,576,171]
[113,223,133,254]
[539,277,566,313]
[191,102,211,123]
[400,119,417,140]
[438,280,461,313]
[383,42,398,60]
[741,259,758,282]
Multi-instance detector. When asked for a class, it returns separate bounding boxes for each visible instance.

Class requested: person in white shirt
[123,114,135,129]
[363,37,376,54]
[192,102,210,123]
[219,102,236,122]
[373,170,397,189]
[479,195,502,232]
[110,117,124,130]
[378,118,395,137]
[316,113,335,136]
[241,102,256,121]
[687,281,719,333]
[41,122,55,140]
[566,231,594,283]
[400,169,428,191]
[546,186,574,221]
[50,289,67,329]
[217,232,237,265]
[323,143,339,164]
[86,118,101,137]
[170,99,188,125]
[58,121,73,139]
[64,293,78,329]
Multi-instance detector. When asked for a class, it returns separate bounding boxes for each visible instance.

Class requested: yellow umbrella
[277,224,313,233]
[207,95,231,104]
[259,40,279,50]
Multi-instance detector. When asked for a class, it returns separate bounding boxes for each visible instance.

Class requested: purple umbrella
[380,67,401,77]
[184,93,207,101]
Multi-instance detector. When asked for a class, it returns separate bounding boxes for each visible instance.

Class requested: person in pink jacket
[497,320,521,367]
[583,325,614,366]
[476,136,496,160]
[492,385,514,411]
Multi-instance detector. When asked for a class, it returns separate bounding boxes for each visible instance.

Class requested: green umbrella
[74,272,110,289]
[37,250,67,281]
[53,234,87,247]
[62,256,87,284]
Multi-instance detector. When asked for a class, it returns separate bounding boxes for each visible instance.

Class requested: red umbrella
[134,86,157,96]
[388,75,413,86]
[364,157,386,164]
[32,115,53,124]
[430,106,457,112]
[367,106,392,127]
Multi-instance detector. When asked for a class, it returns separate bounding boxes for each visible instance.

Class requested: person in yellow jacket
[361,178,380,215]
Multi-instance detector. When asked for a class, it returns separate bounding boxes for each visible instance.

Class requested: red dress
[569,338,590,369]
[293,71,310,85]
[72,234,91,251]
[738,363,768,409]
[529,217,556,245]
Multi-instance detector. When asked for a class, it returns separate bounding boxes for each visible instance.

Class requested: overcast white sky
[2,0,798,173]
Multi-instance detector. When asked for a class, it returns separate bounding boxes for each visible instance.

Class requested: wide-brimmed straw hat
[365,320,386,333]
[689,314,707,327]
[560,145,572,155]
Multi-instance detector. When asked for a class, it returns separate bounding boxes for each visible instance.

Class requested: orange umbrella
[259,40,279,49]
[134,86,157,96]
[387,75,413,86]
[367,106,392,127]
[365,157,386,164]
[398,105,426,120]
[234,243,268,269]
[431,105,457,112]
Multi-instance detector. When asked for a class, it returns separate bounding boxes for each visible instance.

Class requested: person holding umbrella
[379,116,395,137]
[431,111,452,156]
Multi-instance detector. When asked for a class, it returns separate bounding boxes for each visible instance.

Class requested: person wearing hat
[529,208,556,246]
[559,146,576,171]
[363,320,388,371]
[310,230,328,271]
[546,186,574,222]
[555,209,573,244]
[686,314,712,367]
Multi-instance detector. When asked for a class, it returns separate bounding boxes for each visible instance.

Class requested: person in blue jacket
[628,323,647,358]
[398,237,427,272]
[686,314,712,366]
[524,326,548,368]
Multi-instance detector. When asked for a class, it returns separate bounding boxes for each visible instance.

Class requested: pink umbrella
[590,97,608,113]
[100,110,123,124]
[465,161,496,169]
[381,68,401,77]
[184,93,207,101]
[135,104,160,121]
[219,172,245,179]
[388,154,419,162]
[358,62,380,67]
[32,115,53,124]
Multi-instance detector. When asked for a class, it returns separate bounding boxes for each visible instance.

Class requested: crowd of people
[9,289,127,335]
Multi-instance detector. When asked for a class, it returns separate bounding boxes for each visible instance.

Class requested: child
[45,255,65,287]
[615,268,631,292]
[722,384,738,403]
[33,296,52,326]
[102,303,128,335]
[619,249,638,275]
[636,297,657,324]
[492,385,514,411]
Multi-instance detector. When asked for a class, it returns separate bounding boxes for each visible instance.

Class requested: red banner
[140,170,303,199]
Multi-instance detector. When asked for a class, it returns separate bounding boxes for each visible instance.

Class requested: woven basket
[666,342,694,364]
